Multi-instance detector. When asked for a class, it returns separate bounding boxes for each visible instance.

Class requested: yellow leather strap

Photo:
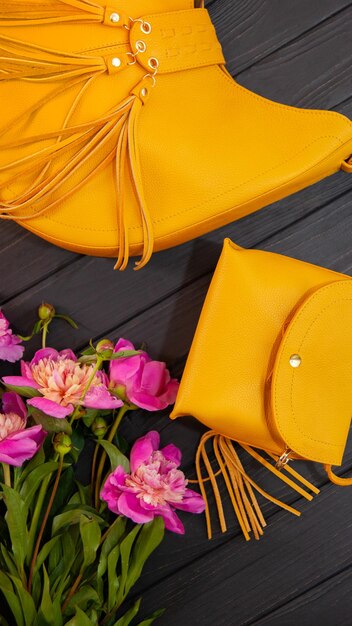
[130,9,225,74]
[324,464,352,486]
[341,155,352,173]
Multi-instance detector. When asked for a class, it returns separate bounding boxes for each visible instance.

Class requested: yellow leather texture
[0,1,352,263]
[171,239,352,466]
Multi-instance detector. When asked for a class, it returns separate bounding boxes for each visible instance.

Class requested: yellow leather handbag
[0,1,352,269]
[171,239,352,540]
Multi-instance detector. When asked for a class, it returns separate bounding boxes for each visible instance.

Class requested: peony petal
[100,466,127,514]
[2,375,39,389]
[128,390,164,411]
[140,361,166,396]
[2,392,27,420]
[84,385,123,410]
[173,489,206,514]
[0,425,46,467]
[160,444,182,467]
[0,343,24,363]
[58,349,77,361]
[158,506,185,534]
[114,338,136,352]
[117,492,154,524]
[130,431,160,472]
[27,397,73,418]
[30,348,59,365]
[159,378,179,406]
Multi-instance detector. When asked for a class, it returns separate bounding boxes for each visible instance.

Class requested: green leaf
[125,518,165,595]
[97,517,126,600]
[33,535,61,578]
[115,525,141,608]
[0,573,24,626]
[112,598,141,626]
[0,543,18,576]
[82,409,98,428]
[75,481,91,506]
[20,461,59,510]
[65,607,96,626]
[15,448,45,488]
[136,609,165,626]
[50,467,75,517]
[107,544,121,612]
[9,575,36,626]
[2,383,41,398]
[3,485,28,579]
[29,407,72,435]
[97,440,130,473]
[53,314,78,330]
[64,585,100,616]
[79,515,101,572]
[109,350,141,360]
[52,506,104,535]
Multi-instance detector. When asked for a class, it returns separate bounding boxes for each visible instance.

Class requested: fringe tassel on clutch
[193,431,320,541]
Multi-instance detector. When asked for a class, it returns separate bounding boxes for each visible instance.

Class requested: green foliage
[0,470,165,626]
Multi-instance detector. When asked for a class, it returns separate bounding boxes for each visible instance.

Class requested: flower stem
[2,463,11,488]
[61,573,82,614]
[69,357,103,425]
[27,456,63,593]
[41,322,49,349]
[94,405,129,509]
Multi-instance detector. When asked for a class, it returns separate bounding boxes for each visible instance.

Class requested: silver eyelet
[109,12,120,23]
[141,21,152,34]
[135,40,147,53]
[148,57,159,70]
[111,57,122,68]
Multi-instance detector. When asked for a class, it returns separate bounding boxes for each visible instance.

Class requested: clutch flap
[271,280,352,466]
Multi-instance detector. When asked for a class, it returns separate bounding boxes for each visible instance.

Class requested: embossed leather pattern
[129,9,225,73]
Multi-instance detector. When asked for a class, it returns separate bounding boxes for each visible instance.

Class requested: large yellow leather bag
[171,239,352,540]
[0,1,352,269]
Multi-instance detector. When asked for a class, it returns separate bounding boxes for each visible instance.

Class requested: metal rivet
[136,40,147,53]
[140,87,148,97]
[141,21,152,34]
[289,354,302,368]
[111,57,122,68]
[109,12,120,23]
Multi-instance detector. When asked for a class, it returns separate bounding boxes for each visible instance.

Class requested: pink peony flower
[101,431,205,534]
[108,339,179,411]
[0,311,24,363]
[3,348,122,418]
[0,392,46,466]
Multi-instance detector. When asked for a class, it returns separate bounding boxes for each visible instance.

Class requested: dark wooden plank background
[1,1,352,624]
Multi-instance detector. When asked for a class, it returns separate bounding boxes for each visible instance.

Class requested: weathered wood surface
[1,1,352,624]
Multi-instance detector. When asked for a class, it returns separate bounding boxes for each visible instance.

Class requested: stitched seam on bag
[274,283,352,457]
[34,132,344,233]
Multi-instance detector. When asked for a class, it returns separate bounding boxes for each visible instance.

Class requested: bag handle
[324,464,352,486]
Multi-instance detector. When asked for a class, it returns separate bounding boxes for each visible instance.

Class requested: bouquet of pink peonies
[0,306,205,626]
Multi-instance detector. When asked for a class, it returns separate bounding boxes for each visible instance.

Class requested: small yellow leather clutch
[171,239,352,540]
[0,1,351,269]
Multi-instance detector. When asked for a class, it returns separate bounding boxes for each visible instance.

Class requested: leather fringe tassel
[193,431,319,541]
[0,0,107,27]
[0,36,155,269]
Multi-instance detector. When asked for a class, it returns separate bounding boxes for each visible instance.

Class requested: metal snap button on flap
[289,354,302,368]
[111,57,122,68]
[110,12,120,23]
